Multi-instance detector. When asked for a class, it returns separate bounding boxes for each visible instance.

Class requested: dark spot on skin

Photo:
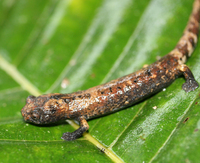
[176,44,189,57]
[134,79,137,83]
[101,91,104,94]
[109,87,112,92]
[180,57,182,61]
[78,95,82,98]
[147,69,151,76]
[72,96,76,100]
[173,58,178,62]
[117,86,121,89]
[85,93,91,99]
[188,27,199,35]
[167,60,171,65]
[157,70,160,73]
[168,70,171,73]
[163,67,166,70]
[189,37,195,47]
[49,105,57,114]
[183,117,189,123]
[51,94,66,100]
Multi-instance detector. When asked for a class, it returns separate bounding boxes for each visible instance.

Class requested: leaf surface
[0,0,200,162]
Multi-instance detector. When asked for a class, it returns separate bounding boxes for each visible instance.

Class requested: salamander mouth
[21,113,40,124]
[26,116,40,124]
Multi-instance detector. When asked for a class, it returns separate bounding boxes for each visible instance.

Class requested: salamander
[21,0,200,141]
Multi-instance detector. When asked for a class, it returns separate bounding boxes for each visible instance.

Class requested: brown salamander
[21,0,200,141]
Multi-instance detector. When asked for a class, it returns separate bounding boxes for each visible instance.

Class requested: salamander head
[21,94,69,124]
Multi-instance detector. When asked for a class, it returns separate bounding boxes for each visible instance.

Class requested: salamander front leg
[61,116,89,141]
[178,64,199,92]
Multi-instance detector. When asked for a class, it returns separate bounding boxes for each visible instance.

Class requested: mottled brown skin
[21,0,200,141]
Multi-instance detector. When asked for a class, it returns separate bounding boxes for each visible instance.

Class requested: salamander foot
[182,79,199,92]
[61,116,89,141]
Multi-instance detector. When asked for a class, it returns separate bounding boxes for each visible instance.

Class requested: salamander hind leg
[178,64,199,92]
[61,116,89,141]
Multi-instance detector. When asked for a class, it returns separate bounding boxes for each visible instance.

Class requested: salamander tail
[170,0,200,64]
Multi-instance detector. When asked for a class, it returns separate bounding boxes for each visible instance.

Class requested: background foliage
[0,0,200,162]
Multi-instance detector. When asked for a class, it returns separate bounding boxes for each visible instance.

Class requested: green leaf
[0,0,199,162]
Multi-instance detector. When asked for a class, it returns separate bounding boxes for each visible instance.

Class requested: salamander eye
[32,113,39,120]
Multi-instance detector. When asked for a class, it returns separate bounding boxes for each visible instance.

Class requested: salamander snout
[22,108,43,124]
[21,94,69,124]
[21,105,58,124]
[22,94,70,125]
[21,95,52,124]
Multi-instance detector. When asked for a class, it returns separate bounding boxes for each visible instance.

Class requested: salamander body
[21,0,200,141]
